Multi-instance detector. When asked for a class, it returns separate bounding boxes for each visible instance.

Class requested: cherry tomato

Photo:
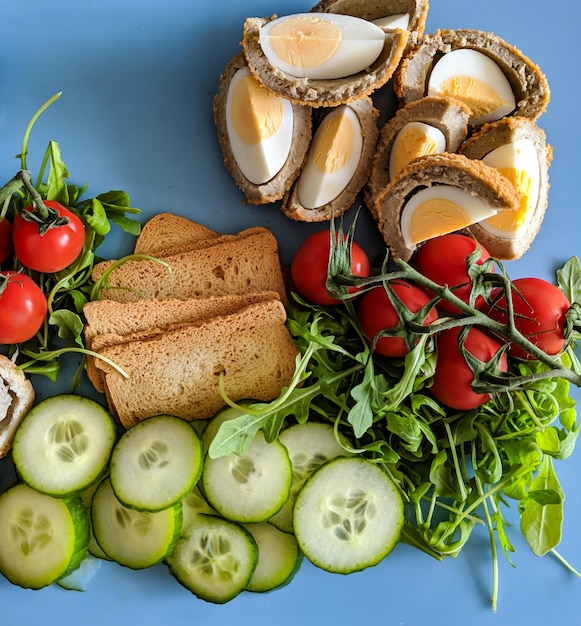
[358,280,438,357]
[291,230,370,306]
[0,219,12,264]
[430,326,508,411]
[487,277,570,359]
[13,200,85,273]
[0,271,48,344]
[412,234,493,314]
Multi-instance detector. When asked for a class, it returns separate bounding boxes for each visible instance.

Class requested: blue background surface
[1,0,580,624]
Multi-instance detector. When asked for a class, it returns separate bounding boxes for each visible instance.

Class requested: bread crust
[281,96,379,222]
[375,152,521,261]
[460,116,553,259]
[134,213,218,255]
[365,96,472,217]
[213,53,312,205]
[242,15,409,108]
[393,28,550,126]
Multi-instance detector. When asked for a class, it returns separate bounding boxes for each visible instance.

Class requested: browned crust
[459,116,553,259]
[242,16,409,108]
[213,52,313,205]
[393,28,550,125]
[374,152,521,261]
[280,96,379,222]
[364,96,472,217]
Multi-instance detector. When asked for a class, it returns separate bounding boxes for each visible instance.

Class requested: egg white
[259,13,386,80]
[372,13,410,30]
[427,48,516,125]
[226,67,295,185]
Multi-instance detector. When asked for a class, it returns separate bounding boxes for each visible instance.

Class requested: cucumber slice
[167,514,257,604]
[80,482,110,560]
[91,477,182,569]
[202,430,292,523]
[181,484,216,537]
[270,421,349,533]
[109,414,203,512]
[0,483,89,589]
[58,553,102,591]
[12,394,116,497]
[293,457,404,574]
[244,522,303,592]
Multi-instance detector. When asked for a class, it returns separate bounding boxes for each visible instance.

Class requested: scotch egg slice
[427,49,516,125]
[374,153,521,261]
[258,13,386,80]
[394,29,550,125]
[282,96,379,221]
[460,116,551,259]
[213,54,312,205]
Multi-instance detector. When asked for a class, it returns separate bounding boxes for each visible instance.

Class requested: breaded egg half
[213,53,312,205]
[393,29,550,127]
[242,14,408,107]
[309,0,429,46]
[374,152,521,261]
[460,116,552,259]
[365,96,472,217]
[282,96,379,221]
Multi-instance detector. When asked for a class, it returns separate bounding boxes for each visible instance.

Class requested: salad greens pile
[210,218,581,610]
[0,93,141,382]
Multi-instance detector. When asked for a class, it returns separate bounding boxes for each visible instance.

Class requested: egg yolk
[267,15,341,69]
[484,167,533,232]
[435,75,509,121]
[311,112,354,174]
[407,198,474,244]
[229,73,284,144]
[390,125,441,178]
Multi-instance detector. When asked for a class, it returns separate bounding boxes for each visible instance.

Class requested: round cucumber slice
[244,522,303,592]
[293,457,404,574]
[109,414,203,512]
[270,421,349,533]
[12,394,116,497]
[0,483,89,589]
[202,430,292,523]
[91,477,182,569]
[180,484,216,537]
[167,514,257,604]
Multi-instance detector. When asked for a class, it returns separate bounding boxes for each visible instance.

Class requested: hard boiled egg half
[480,138,540,238]
[389,121,447,180]
[427,49,516,126]
[226,66,294,185]
[258,13,386,80]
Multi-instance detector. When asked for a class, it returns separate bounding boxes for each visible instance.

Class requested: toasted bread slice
[91,226,288,304]
[94,299,299,427]
[134,213,219,256]
[84,291,281,392]
[460,116,552,259]
[375,152,521,261]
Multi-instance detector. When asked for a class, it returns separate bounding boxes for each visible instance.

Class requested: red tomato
[0,271,48,344]
[430,326,508,410]
[13,200,85,273]
[0,219,12,264]
[411,234,492,314]
[487,277,570,359]
[358,280,438,357]
[291,230,370,306]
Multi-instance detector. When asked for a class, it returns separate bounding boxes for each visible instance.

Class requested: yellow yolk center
[407,198,472,244]
[436,76,508,119]
[268,16,341,69]
[391,126,440,178]
[311,112,354,174]
[485,167,533,232]
[229,74,284,144]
